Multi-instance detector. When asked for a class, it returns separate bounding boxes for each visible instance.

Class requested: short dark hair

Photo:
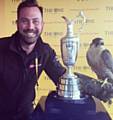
[17,0,43,19]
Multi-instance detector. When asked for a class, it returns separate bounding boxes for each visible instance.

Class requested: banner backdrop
[0,1,5,36]
[0,0,113,117]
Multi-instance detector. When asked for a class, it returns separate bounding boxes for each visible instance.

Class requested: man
[0,0,65,120]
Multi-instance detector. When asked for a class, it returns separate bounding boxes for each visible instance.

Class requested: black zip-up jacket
[0,31,65,120]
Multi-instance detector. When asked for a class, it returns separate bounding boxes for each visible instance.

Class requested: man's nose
[27,20,34,29]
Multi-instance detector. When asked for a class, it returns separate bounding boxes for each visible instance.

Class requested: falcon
[86,37,113,84]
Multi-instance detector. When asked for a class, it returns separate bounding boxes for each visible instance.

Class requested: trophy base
[57,73,88,102]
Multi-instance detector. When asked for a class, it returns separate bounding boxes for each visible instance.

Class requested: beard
[20,29,40,45]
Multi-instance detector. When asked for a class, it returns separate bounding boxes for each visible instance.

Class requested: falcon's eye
[101,42,104,45]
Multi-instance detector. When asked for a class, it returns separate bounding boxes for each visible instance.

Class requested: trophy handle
[62,11,86,35]
[74,11,86,33]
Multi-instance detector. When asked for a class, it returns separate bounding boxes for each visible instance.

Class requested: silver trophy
[57,11,86,101]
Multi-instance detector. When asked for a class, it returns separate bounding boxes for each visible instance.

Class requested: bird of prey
[86,37,113,84]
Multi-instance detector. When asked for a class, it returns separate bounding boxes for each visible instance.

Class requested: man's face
[17,7,44,44]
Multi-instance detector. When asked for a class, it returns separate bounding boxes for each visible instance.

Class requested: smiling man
[0,0,65,120]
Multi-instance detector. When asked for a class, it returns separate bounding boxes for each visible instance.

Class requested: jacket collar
[9,31,44,57]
